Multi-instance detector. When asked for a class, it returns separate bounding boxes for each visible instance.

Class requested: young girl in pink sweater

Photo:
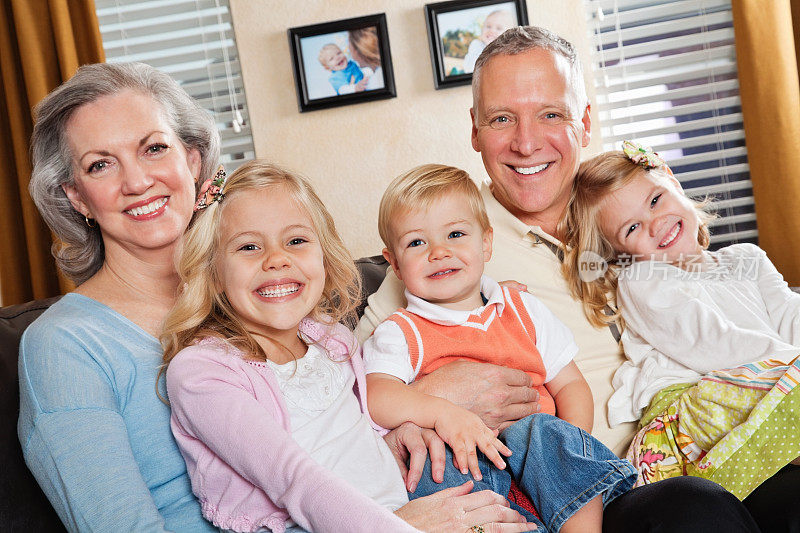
[159,161,536,533]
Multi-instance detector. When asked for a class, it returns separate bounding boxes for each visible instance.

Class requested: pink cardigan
[166,318,418,533]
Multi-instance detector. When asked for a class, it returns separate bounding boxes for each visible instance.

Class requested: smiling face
[480,10,514,44]
[383,191,492,311]
[62,90,201,259]
[471,48,591,233]
[215,185,325,348]
[320,45,348,71]
[598,169,703,266]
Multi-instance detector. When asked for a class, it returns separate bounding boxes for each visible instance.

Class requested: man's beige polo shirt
[355,183,636,456]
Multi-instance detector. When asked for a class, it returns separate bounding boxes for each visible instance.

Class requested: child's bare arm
[367,372,450,430]
[545,361,594,433]
[367,373,511,479]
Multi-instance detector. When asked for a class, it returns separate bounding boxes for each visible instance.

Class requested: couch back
[0,296,66,531]
[0,255,389,530]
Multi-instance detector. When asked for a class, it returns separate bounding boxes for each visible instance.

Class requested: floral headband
[194,166,227,211]
[621,140,666,170]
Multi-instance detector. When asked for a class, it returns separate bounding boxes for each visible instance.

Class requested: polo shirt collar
[403,275,505,325]
[480,182,564,248]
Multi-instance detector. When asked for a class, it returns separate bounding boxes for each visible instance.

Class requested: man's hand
[498,279,528,293]
[383,422,446,493]
[413,361,540,431]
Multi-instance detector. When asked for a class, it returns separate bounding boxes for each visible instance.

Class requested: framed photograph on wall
[425,0,528,89]
[288,13,396,112]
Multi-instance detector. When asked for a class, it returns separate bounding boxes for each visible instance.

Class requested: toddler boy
[363,164,636,533]
[463,9,515,72]
[318,43,367,95]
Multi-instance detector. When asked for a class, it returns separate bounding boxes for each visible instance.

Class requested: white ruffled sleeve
[361,320,416,383]
[617,260,795,374]
[745,244,800,345]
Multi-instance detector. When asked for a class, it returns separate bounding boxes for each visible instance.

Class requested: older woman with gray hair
[18,62,221,532]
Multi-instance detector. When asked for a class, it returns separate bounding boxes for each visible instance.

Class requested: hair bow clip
[622,140,666,170]
[194,166,227,211]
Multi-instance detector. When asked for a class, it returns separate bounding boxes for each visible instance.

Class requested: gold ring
[470,526,485,533]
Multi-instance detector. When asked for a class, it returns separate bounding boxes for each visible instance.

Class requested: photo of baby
[434,1,520,77]
[462,9,515,72]
[289,14,395,112]
[318,43,367,95]
[300,28,384,100]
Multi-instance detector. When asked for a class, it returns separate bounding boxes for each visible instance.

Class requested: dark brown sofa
[0,296,65,530]
[0,256,390,531]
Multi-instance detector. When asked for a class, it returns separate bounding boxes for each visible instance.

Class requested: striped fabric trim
[390,311,426,378]
[503,287,527,337]
[502,288,538,344]
[463,306,497,331]
[705,357,800,393]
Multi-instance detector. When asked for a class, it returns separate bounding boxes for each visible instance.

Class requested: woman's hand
[383,422,447,493]
[412,361,540,431]
[434,404,511,480]
[395,481,537,533]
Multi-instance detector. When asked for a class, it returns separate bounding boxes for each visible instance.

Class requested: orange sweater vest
[388,288,556,416]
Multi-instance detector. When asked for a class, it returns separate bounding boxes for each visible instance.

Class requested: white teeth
[658,222,681,248]
[431,269,455,277]
[514,163,549,175]
[126,197,167,217]
[257,284,300,298]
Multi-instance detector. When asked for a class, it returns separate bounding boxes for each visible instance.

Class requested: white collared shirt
[362,275,577,385]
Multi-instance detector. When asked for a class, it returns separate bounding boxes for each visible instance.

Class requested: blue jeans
[409,414,637,532]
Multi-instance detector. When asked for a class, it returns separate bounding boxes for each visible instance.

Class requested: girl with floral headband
[560,141,800,501]
[160,160,538,533]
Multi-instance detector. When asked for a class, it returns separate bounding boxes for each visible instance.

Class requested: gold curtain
[732,0,800,285]
[0,0,104,306]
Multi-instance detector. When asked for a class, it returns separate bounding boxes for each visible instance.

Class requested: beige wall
[229,0,599,258]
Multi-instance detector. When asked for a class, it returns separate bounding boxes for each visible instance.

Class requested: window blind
[95,0,255,172]
[584,0,756,247]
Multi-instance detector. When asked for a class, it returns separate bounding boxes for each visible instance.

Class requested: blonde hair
[160,161,362,381]
[318,43,341,67]
[349,27,381,70]
[560,151,713,328]
[378,164,491,249]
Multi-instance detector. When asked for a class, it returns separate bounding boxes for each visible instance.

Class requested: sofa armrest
[0,296,66,531]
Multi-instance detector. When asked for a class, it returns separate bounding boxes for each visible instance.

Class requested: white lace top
[265,343,408,512]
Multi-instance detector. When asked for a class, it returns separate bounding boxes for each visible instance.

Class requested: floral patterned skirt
[627,356,800,499]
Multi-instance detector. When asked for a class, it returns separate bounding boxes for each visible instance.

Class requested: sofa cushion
[0,296,65,531]
[355,254,390,318]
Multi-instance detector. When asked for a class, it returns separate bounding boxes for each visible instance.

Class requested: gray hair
[472,26,588,118]
[29,62,221,284]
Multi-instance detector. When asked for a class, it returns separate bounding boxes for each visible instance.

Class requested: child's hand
[354,76,369,92]
[434,404,512,481]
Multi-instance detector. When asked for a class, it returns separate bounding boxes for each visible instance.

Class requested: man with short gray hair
[358,25,765,531]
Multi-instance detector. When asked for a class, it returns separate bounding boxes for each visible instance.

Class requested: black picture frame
[288,13,396,113]
[425,0,528,89]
